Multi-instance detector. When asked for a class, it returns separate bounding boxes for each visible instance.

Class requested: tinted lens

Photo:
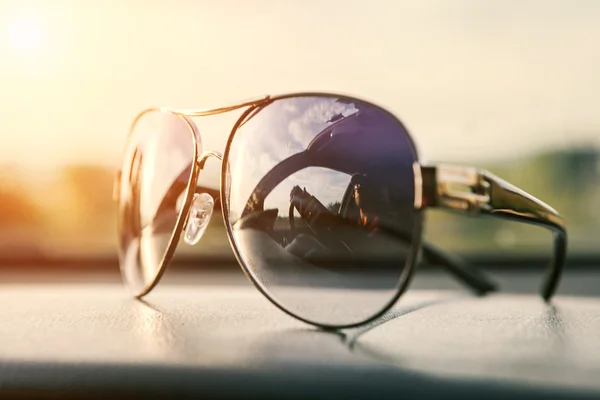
[118,109,197,295]
[225,96,420,327]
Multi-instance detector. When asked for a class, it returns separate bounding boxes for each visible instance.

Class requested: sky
[1,0,600,187]
[227,96,360,217]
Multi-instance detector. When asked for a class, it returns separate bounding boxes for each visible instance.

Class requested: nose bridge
[197,150,223,169]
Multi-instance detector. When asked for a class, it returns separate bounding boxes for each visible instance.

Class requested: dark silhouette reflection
[229,96,418,326]
[285,172,413,263]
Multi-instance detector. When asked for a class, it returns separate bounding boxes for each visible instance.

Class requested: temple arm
[421,241,497,294]
[417,164,567,301]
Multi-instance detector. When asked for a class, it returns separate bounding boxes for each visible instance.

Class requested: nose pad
[184,193,214,245]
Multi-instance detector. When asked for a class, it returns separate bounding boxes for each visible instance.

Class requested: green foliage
[326,201,342,214]
[0,182,40,228]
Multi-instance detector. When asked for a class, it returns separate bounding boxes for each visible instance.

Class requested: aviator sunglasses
[114,93,567,329]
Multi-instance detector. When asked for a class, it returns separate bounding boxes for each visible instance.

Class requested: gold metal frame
[116,108,201,297]
[115,92,567,328]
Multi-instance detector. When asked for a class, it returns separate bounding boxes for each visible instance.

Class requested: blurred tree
[57,164,117,241]
[60,165,115,211]
[0,183,40,228]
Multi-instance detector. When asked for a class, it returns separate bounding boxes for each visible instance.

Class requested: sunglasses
[114,93,567,329]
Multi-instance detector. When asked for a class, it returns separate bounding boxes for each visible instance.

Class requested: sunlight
[8,16,45,53]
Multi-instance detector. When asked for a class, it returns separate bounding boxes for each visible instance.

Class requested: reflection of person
[289,185,331,227]
[286,185,332,259]
[286,174,395,259]
[290,174,385,233]
[350,174,382,231]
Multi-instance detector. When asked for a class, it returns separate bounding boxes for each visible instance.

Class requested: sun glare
[9,17,45,52]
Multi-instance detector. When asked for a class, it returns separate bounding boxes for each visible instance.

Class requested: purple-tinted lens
[225,95,420,327]
[118,109,197,295]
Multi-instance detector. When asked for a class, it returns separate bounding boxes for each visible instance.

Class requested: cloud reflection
[228,96,359,222]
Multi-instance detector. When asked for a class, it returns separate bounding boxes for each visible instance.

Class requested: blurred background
[0,0,598,268]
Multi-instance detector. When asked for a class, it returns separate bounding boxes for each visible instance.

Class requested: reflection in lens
[226,96,419,327]
[118,110,197,295]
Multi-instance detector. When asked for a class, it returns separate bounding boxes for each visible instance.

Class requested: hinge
[436,165,491,213]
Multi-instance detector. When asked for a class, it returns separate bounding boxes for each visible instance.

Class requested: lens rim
[118,108,201,298]
[221,93,424,329]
